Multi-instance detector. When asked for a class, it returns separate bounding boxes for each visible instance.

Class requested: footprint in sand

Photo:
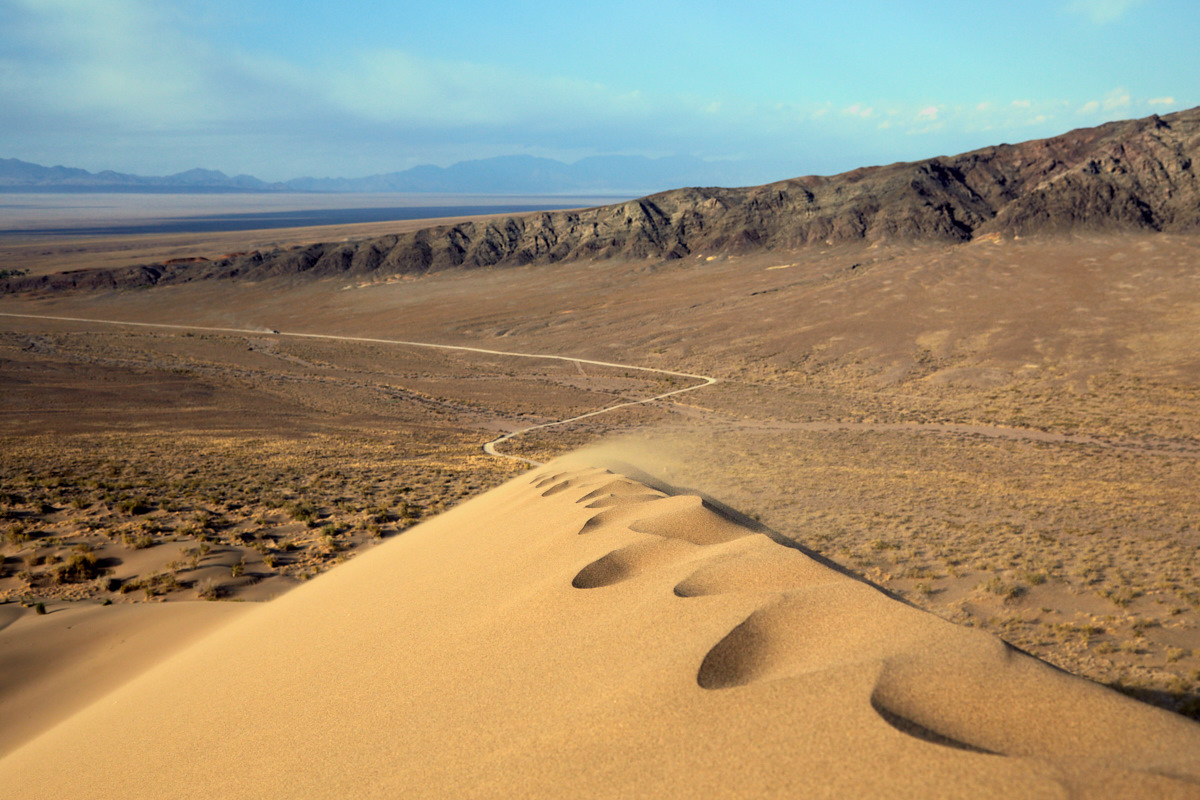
[572,538,701,588]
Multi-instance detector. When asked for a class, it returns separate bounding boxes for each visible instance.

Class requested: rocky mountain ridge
[5,107,1198,293]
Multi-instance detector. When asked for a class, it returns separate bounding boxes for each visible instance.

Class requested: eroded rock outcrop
[5,107,1198,293]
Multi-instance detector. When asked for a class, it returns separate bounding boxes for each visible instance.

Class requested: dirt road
[0,312,718,465]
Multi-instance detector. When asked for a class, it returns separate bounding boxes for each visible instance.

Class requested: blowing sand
[2,463,1197,798]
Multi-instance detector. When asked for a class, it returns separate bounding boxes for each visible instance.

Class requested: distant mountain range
[0,154,760,195]
[6,106,1199,295]
[0,161,278,193]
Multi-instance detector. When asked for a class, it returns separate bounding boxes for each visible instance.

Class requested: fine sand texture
[3,233,1200,719]
[2,464,1198,799]
[0,601,249,754]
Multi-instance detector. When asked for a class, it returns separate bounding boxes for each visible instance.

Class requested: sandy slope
[2,464,1198,798]
[0,601,250,754]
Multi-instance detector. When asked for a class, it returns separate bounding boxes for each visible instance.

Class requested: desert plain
[1,184,1200,795]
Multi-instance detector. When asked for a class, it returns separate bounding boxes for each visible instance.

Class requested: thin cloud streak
[1065,0,1147,24]
[0,0,1193,183]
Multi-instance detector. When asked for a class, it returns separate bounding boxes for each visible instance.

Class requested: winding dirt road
[0,312,718,466]
[5,312,1186,465]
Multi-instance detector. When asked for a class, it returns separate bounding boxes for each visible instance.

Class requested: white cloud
[0,1,1181,184]
[2,0,213,123]
[1066,0,1146,24]
[1102,87,1131,111]
[1080,88,1154,116]
[0,0,716,175]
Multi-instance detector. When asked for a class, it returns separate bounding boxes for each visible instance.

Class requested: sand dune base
[2,464,1198,798]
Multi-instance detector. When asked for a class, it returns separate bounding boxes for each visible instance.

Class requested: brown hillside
[4,107,1198,294]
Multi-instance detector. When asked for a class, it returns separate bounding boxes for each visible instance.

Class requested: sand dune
[2,463,1198,798]
[0,601,250,755]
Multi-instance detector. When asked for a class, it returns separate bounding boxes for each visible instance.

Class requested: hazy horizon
[2,1,1197,184]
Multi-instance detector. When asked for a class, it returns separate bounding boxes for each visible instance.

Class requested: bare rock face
[5,108,1198,293]
[987,114,1200,233]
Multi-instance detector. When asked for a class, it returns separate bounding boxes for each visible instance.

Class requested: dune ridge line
[3,462,1197,798]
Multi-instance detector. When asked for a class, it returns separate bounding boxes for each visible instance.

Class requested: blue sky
[1,0,1196,184]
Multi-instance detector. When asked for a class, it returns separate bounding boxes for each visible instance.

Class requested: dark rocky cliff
[7,107,1199,293]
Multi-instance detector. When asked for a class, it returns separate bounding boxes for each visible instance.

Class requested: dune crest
[2,464,1198,798]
